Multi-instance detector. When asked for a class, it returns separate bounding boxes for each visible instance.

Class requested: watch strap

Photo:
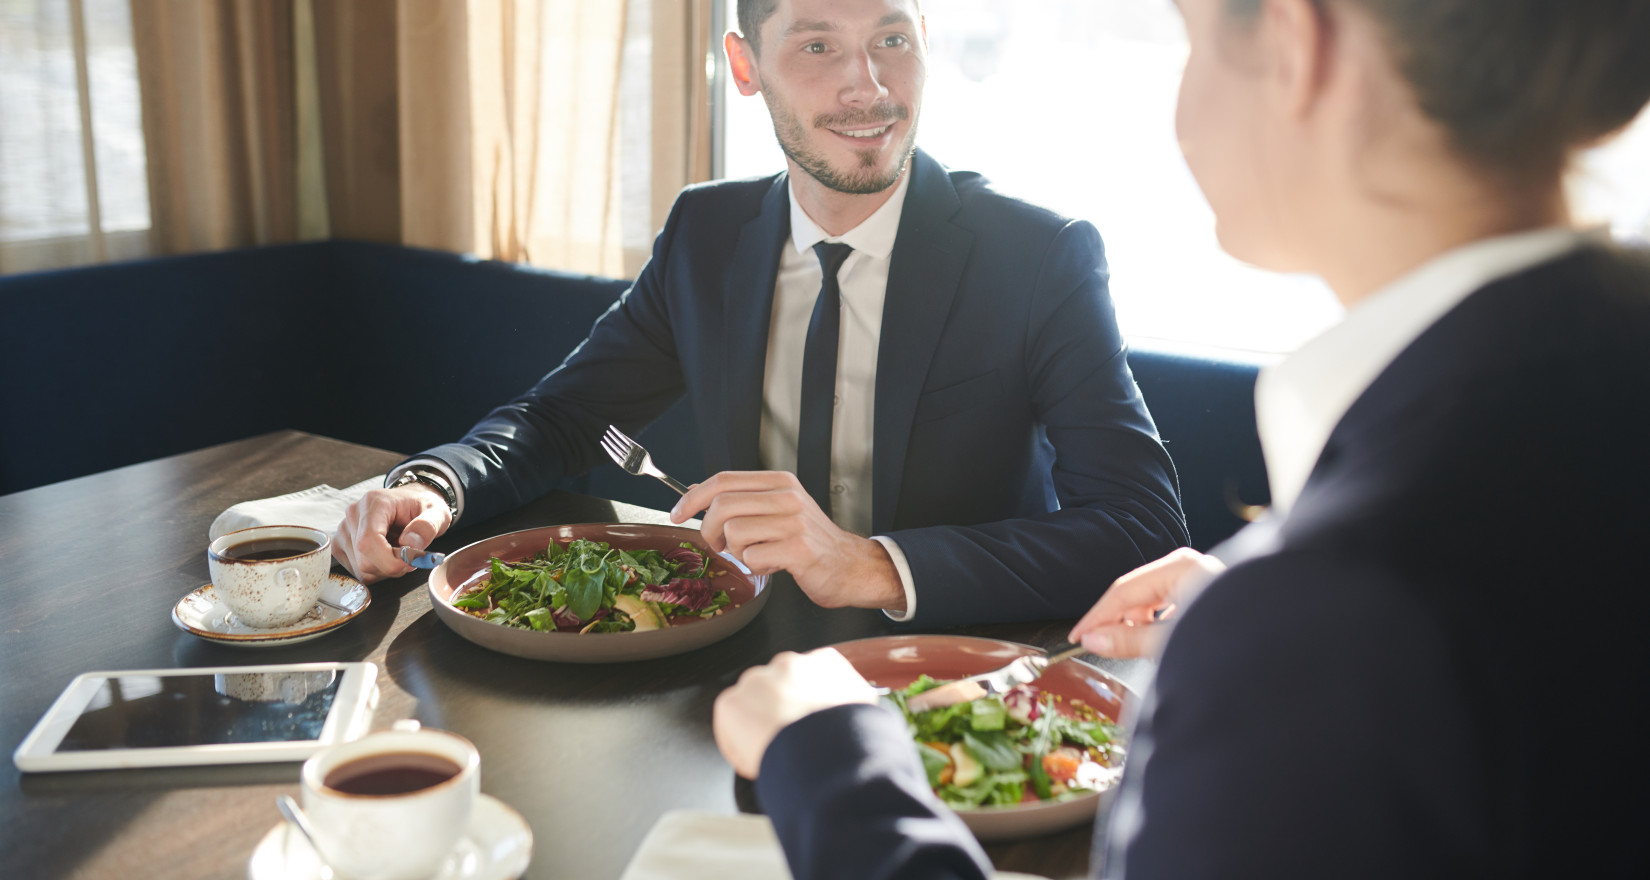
[389,468,459,519]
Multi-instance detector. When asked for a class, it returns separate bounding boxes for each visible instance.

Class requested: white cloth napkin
[619,811,1049,880]
[208,476,385,541]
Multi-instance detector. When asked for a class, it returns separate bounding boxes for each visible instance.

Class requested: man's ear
[726,31,761,97]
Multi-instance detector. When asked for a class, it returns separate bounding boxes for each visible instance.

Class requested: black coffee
[221,537,320,562]
[324,752,462,796]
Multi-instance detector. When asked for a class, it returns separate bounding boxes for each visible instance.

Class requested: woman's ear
[726,32,760,97]
[1260,0,1335,119]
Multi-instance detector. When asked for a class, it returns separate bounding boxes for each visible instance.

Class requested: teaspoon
[275,794,335,880]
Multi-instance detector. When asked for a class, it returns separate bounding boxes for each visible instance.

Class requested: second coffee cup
[299,721,480,880]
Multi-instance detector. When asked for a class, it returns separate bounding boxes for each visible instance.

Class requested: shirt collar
[787,169,911,261]
[1256,226,1595,514]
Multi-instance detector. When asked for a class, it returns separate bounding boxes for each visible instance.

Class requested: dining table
[0,430,1152,879]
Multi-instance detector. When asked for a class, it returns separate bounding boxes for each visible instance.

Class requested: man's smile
[830,124,892,139]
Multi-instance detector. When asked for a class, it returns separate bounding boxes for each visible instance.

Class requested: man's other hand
[670,471,906,613]
[334,484,453,583]
[713,648,880,779]
[1066,547,1226,658]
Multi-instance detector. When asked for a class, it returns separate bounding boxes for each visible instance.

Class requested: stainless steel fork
[884,645,1089,713]
[599,424,756,576]
[600,424,691,495]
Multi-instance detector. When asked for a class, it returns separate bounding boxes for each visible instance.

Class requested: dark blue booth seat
[0,241,1268,549]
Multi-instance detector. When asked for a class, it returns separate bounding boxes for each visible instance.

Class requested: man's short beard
[767,99,919,195]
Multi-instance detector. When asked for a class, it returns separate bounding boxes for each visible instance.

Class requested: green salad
[888,675,1125,809]
[450,538,731,633]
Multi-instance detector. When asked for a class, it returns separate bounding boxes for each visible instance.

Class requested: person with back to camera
[712,0,1650,877]
[332,0,1189,628]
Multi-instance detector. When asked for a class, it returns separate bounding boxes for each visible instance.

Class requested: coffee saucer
[248,793,533,880]
[171,572,370,647]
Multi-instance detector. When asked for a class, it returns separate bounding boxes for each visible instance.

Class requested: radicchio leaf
[1003,684,1043,725]
[553,604,610,631]
[640,577,715,611]
[662,545,704,571]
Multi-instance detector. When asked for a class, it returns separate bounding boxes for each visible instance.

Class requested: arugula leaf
[1027,701,1057,800]
[961,731,1022,772]
[938,769,1029,808]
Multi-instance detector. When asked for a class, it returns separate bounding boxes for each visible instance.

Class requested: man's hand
[1066,547,1226,658]
[713,648,880,779]
[671,471,906,613]
[334,484,453,583]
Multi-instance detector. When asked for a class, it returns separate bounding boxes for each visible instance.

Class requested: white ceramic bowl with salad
[427,523,770,663]
[833,634,1133,842]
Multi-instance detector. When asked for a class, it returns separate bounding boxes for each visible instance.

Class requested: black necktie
[798,242,853,516]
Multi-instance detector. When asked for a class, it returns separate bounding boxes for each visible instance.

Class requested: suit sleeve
[889,220,1190,626]
[757,703,994,880]
[1099,551,1491,879]
[405,199,694,525]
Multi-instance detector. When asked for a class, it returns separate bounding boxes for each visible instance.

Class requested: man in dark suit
[334,0,1187,626]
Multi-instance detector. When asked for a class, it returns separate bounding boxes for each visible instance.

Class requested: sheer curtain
[387,0,716,276]
[0,0,151,274]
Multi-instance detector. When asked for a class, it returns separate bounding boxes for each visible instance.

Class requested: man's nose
[838,49,889,105]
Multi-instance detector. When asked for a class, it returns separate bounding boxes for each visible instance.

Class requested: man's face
[747,0,927,194]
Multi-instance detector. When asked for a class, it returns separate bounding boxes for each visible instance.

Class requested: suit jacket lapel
[872,150,974,532]
[722,174,791,472]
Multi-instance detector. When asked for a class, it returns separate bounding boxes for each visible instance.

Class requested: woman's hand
[1067,547,1226,658]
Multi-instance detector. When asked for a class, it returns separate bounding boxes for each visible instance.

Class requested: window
[0,0,150,274]
[718,0,1650,354]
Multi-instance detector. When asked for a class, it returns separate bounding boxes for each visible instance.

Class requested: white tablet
[12,661,379,773]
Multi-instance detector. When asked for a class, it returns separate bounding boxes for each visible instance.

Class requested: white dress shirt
[1255,227,1592,515]
[761,172,919,621]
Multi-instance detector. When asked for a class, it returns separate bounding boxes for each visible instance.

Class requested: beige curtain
[127,0,714,275]
[650,0,715,253]
[131,0,305,253]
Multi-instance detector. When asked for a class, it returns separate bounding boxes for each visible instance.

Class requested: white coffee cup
[207,524,330,628]
[300,721,480,880]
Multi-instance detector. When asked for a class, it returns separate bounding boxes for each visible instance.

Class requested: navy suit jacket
[755,245,1650,879]
[419,150,1188,625]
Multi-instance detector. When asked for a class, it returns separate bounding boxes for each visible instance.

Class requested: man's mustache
[813,104,910,130]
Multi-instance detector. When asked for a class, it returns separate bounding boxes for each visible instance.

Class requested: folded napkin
[208,476,386,541]
[619,811,1049,880]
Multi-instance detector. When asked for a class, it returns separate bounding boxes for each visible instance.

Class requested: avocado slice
[614,595,666,631]
[952,741,984,788]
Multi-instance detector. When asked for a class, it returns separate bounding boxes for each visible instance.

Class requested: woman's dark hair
[1225,0,1650,179]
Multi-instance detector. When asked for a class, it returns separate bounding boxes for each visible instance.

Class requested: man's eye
[880,34,908,48]
[804,41,827,54]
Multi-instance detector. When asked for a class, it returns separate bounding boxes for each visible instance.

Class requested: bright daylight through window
[0,0,150,274]
[719,0,1650,354]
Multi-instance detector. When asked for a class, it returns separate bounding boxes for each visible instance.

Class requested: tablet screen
[57,669,343,752]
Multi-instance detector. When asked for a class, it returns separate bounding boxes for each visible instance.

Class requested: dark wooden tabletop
[0,430,1150,879]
